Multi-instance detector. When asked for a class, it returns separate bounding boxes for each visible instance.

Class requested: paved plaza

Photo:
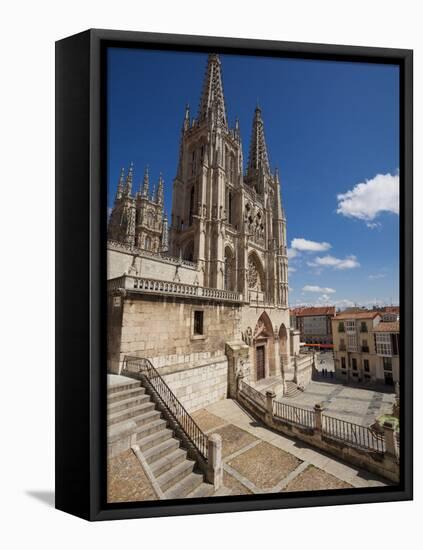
[194,399,389,494]
[276,379,395,427]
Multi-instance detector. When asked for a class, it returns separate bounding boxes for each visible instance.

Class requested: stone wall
[108,293,236,411]
[162,357,228,413]
[108,247,200,285]
[295,354,314,387]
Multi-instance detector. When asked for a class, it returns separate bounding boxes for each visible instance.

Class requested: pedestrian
[330,370,334,379]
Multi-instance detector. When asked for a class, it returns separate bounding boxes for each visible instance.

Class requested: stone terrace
[193,399,390,494]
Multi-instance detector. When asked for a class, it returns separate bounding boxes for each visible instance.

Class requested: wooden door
[256,345,265,380]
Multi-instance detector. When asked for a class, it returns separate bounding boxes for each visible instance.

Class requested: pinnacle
[197,53,227,127]
[247,106,270,177]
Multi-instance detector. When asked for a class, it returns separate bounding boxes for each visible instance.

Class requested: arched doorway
[253,312,275,381]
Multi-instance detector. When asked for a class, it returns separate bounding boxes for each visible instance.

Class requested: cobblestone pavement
[194,399,389,495]
[275,380,395,426]
[107,449,157,503]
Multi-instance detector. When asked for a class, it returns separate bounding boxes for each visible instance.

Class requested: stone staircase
[253,375,284,396]
[108,375,229,499]
[284,380,303,398]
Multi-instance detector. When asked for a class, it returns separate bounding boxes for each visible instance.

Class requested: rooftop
[374,321,400,333]
[334,311,381,320]
[290,306,335,317]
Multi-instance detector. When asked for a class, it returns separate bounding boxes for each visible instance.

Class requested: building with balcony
[332,311,400,387]
[290,306,335,346]
[107,54,309,413]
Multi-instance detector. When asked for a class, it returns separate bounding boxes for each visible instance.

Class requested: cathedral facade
[107,54,308,413]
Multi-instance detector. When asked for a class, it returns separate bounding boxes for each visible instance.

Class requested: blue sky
[107,48,399,309]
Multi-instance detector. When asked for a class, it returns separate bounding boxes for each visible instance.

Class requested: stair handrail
[123,355,209,462]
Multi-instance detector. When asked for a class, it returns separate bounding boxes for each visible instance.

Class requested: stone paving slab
[282,465,353,492]
[191,409,228,432]
[212,423,259,458]
[107,449,157,503]
[227,441,302,490]
[223,471,253,495]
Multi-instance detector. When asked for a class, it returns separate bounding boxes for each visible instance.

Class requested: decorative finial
[142,165,149,196]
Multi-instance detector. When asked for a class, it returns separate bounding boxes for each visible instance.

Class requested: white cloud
[334,299,355,309]
[291,238,331,252]
[287,248,298,259]
[337,172,399,222]
[288,266,296,274]
[308,255,360,270]
[302,285,336,294]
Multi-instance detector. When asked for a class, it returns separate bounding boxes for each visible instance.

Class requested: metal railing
[273,401,316,429]
[123,355,209,461]
[322,415,385,453]
[239,379,266,410]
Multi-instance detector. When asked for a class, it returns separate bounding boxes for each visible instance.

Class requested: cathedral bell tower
[169,54,243,289]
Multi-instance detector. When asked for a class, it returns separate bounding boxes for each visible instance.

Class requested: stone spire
[274,168,284,220]
[246,106,270,177]
[183,104,190,131]
[142,166,149,197]
[115,167,125,200]
[156,172,164,204]
[124,162,134,195]
[198,54,227,128]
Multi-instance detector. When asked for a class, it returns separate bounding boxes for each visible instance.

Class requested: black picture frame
[55,28,413,521]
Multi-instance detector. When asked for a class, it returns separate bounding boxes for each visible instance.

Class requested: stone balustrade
[108,275,243,303]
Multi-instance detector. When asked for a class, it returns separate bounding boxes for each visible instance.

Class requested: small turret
[124,162,134,196]
[142,166,149,197]
[115,167,125,200]
[156,172,164,204]
[183,104,190,132]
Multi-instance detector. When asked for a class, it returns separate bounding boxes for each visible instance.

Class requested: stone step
[150,448,187,478]
[157,459,197,493]
[213,486,232,497]
[134,418,168,440]
[108,386,146,404]
[185,482,215,499]
[144,437,180,464]
[132,409,162,428]
[108,393,150,414]
[137,427,173,452]
[284,382,302,398]
[107,401,156,426]
[108,379,140,395]
[164,471,204,499]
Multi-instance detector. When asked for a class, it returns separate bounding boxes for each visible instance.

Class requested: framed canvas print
[55,29,413,521]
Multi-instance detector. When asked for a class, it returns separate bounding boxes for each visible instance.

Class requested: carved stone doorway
[256,344,265,380]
